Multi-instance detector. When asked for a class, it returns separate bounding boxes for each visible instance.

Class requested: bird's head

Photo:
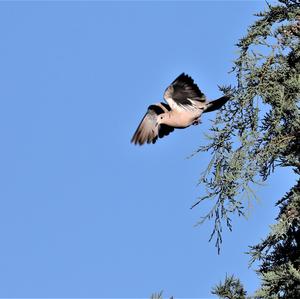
[155,115,164,127]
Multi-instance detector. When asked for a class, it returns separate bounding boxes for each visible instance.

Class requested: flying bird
[131,73,230,145]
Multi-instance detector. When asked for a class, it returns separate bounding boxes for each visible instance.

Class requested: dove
[131,73,230,145]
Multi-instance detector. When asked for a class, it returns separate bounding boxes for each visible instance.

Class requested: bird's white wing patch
[163,73,206,111]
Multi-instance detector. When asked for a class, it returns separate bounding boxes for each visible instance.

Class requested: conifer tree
[193,0,300,297]
[211,274,247,299]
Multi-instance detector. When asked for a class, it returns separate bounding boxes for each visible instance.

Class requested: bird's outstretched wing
[163,73,206,110]
[131,104,174,145]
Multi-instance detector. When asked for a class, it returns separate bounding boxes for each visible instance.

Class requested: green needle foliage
[150,291,164,299]
[212,274,248,299]
[150,291,173,299]
[249,180,300,297]
[193,0,300,256]
[198,0,300,298]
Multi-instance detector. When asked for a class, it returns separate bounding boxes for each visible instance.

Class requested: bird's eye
[160,116,163,119]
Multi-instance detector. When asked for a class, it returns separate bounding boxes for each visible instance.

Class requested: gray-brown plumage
[131,73,230,145]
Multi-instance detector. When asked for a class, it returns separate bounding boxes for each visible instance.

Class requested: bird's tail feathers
[203,96,230,113]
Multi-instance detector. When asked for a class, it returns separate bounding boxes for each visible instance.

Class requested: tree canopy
[193,0,299,297]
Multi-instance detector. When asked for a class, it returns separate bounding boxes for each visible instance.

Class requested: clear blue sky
[0,1,297,298]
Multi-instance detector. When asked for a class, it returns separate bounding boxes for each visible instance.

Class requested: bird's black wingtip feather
[172,72,195,85]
